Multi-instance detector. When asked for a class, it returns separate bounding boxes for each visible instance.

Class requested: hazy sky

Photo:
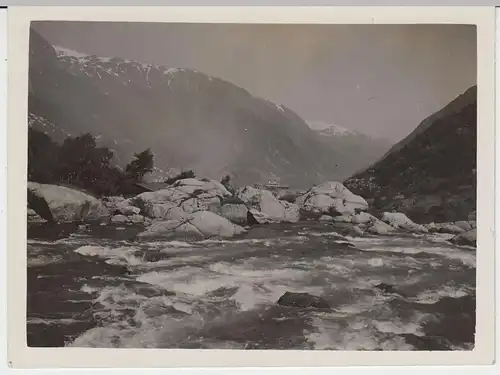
[33,22,476,141]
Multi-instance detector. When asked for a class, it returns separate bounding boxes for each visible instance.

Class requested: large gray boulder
[381,212,428,233]
[137,210,246,240]
[131,178,230,220]
[221,204,248,226]
[27,182,108,223]
[295,181,368,217]
[236,186,300,223]
[451,228,477,247]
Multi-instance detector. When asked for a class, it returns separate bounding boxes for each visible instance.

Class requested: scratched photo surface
[26,21,477,350]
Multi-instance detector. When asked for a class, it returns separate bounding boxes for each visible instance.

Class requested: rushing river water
[27,221,476,350]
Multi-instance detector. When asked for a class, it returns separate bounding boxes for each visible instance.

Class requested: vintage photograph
[25,20,478,351]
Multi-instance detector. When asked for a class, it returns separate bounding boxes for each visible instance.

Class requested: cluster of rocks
[26,179,477,246]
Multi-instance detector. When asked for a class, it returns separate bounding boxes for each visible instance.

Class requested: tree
[28,128,61,183]
[57,133,114,186]
[125,148,154,182]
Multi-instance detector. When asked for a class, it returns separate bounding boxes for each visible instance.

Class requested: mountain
[28,28,354,188]
[344,86,477,223]
[308,121,392,177]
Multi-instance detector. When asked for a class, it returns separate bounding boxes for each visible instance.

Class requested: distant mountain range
[30,28,395,188]
[344,85,477,222]
[308,121,392,177]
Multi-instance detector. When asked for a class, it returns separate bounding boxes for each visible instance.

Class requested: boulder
[131,178,231,221]
[423,222,439,232]
[280,200,300,223]
[319,215,334,222]
[116,205,141,216]
[236,186,262,207]
[381,212,428,233]
[180,196,222,215]
[455,221,472,231]
[333,215,352,223]
[450,228,477,247]
[188,211,246,238]
[138,219,204,240]
[351,212,378,225]
[374,283,406,297]
[352,225,365,236]
[247,208,276,224]
[111,214,129,224]
[277,292,330,309]
[129,214,145,224]
[236,186,300,223]
[295,181,368,217]
[374,283,398,294]
[142,202,177,219]
[27,182,109,223]
[366,220,395,235]
[27,208,47,223]
[221,204,248,226]
[436,223,465,234]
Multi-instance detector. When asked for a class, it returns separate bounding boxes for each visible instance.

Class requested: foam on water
[347,238,476,268]
[28,317,81,325]
[412,284,475,304]
[29,225,476,349]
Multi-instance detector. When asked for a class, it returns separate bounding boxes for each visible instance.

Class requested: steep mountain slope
[344,86,477,222]
[28,28,349,188]
[309,121,392,176]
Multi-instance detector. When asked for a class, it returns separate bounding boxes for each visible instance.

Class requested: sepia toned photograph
[6,5,496,369]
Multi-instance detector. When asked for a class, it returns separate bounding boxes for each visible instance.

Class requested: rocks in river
[277,292,330,309]
[27,207,47,223]
[27,182,109,224]
[450,228,477,246]
[221,204,248,226]
[188,211,246,238]
[374,283,398,294]
[424,222,466,234]
[367,220,395,235]
[373,283,407,297]
[111,214,129,224]
[129,214,145,224]
[138,219,204,240]
[454,221,472,231]
[116,204,141,216]
[352,225,365,236]
[319,215,334,222]
[236,186,300,223]
[295,181,368,218]
[137,210,246,240]
[247,208,274,224]
[436,223,465,234]
[351,212,377,225]
[333,215,352,223]
[131,178,232,220]
[381,212,428,233]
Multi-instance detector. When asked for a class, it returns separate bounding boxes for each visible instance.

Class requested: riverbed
[27,221,476,350]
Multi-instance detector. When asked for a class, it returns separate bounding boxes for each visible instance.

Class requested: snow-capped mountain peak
[307,121,357,137]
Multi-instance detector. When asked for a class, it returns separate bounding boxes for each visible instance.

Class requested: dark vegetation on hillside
[28,128,153,197]
[345,86,477,223]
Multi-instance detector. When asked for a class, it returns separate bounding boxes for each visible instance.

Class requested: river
[27,220,476,350]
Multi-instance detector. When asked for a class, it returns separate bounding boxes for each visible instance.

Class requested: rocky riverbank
[27,178,477,248]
